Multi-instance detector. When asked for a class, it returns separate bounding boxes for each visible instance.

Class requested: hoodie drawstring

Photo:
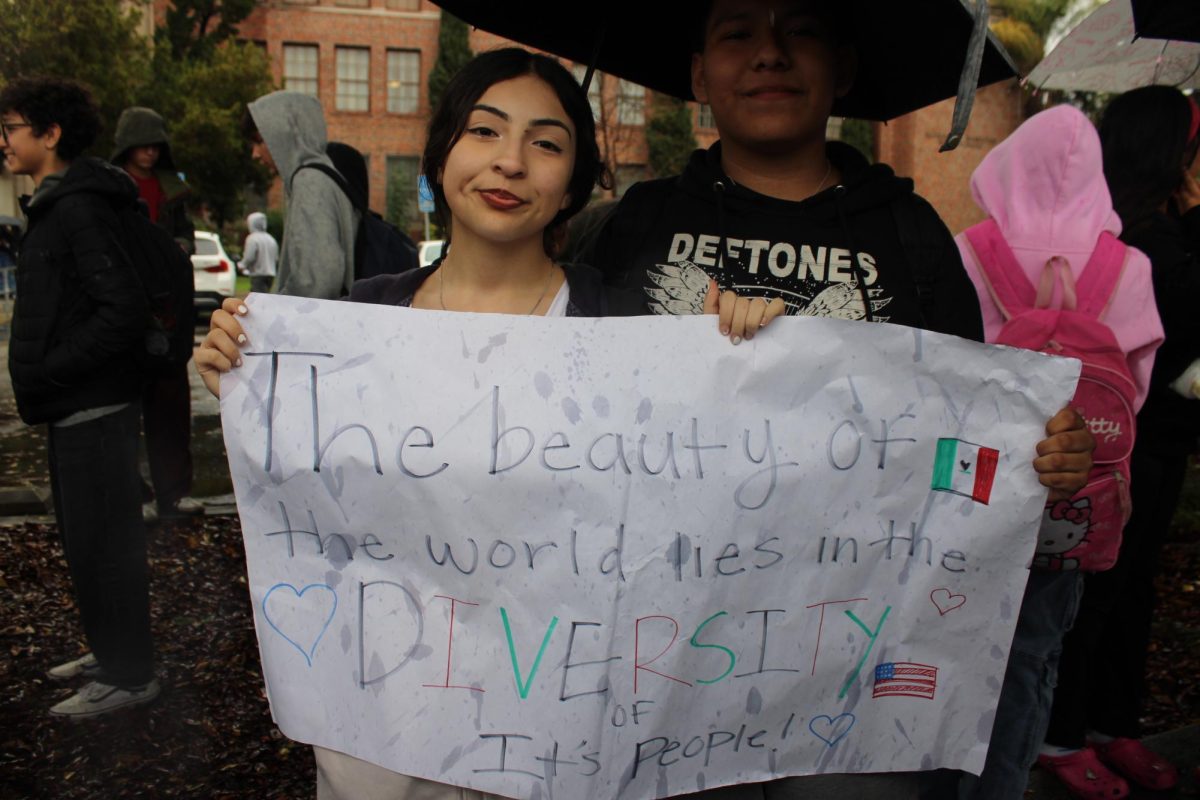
[713,180,731,290]
[833,185,875,323]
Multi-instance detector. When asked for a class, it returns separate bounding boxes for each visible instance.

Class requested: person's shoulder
[349,266,433,306]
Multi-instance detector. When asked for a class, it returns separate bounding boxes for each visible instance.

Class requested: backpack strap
[962,219,1038,320]
[1072,231,1129,320]
[292,162,363,213]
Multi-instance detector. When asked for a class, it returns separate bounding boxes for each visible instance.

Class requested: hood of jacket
[248,91,335,193]
[970,104,1121,253]
[111,106,177,171]
[675,140,915,224]
[23,157,138,219]
[247,211,268,233]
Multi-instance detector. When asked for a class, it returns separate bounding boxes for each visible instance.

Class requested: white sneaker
[142,502,159,523]
[49,679,160,719]
[166,496,205,516]
[47,652,100,681]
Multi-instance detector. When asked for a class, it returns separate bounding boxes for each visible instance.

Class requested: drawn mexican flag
[931,438,999,504]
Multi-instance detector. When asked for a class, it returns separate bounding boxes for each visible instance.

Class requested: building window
[386,155,422,232]
[283,44,319,97]
[386,0,420,8]
[617,80,645,125]
[387,49,420,114]
[696,104,715,129]
[336,46,370,111]
[570,65,602,120]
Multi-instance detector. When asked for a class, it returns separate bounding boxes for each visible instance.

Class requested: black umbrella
[1132,0,1200,44]
[432,0,1017,123]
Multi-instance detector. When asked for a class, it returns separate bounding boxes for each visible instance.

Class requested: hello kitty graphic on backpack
[964,220,1134,572]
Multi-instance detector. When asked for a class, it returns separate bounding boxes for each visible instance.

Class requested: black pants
[250,275,273,294]
[48,403,154,687]
[1044,444,1189,746]
[142,362,193,510]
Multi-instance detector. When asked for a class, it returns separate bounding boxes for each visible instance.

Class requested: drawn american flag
[873,662,938,700]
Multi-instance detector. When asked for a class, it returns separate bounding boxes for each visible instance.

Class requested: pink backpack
[964,219,1134,572]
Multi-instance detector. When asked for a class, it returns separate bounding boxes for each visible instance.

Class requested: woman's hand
[1034,406,1095,501]
[703,279,787,344]
[195,297,251,398]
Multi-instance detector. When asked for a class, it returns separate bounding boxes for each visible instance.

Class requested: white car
[191,231,236,317]
[418,239,445,267]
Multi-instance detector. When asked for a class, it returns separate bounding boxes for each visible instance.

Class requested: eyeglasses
[0,122,31,144]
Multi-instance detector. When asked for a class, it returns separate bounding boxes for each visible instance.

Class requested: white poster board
[221,294,1080,799]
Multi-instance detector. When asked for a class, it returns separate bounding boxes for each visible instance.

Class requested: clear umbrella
[1027,0,1200,92]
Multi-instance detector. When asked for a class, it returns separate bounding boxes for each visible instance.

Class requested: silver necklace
[439,261,555,315]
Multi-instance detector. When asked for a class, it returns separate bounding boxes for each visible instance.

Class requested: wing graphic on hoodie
[646,260,710,316]
[800,282,892,321]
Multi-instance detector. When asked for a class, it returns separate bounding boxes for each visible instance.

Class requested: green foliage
[159,0,257,60]
[838,118,875,162]
[139,39,274,225]
[992,0,1072,40]
[385,157,421,236]
[428,11,473,113]
[991,0,1074,73]
[0,0,150,157]
[645,94,696,179]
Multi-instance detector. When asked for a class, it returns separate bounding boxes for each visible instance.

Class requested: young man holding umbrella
[580,1,1095,797]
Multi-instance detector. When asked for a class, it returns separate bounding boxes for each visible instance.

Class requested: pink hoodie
[956,104,1162,410]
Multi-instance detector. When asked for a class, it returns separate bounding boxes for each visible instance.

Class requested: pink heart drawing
[930,588,966,616]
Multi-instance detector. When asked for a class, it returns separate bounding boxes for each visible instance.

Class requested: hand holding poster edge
[220,295,1081,799]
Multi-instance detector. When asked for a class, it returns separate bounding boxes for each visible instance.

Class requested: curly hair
[0,77,101,161]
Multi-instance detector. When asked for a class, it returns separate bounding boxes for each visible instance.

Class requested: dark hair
[1100,85,1198,229]
[421,47,610,255]
[0,77,101,161]
[690,0,852,54]
[241,106,262,143]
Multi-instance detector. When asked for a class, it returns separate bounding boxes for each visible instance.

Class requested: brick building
[234,0,719,239]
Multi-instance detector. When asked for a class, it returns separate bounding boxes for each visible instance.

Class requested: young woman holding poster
[196,47,771,800]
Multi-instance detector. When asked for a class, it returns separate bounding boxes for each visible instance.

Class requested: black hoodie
[11,157,147,424]
[587,141,983,341]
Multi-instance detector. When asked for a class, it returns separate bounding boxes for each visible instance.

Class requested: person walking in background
[1,77,157,717]
[243,91,357,300]
[955,104,1162,800]
[239,211,277,295]
[1039,85,1200,799]
[111,106,201,521]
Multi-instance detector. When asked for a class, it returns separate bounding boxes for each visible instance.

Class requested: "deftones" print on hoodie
[587,141,984,341]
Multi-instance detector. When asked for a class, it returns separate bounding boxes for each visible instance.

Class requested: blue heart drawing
[809,713,856,747]
[262,583,337,667]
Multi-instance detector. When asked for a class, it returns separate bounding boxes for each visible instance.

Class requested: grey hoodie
[248,91,357,299]
[240,212,278,278]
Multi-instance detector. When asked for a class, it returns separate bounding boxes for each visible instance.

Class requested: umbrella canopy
[432,0,1018,121]
[1027,0,1200,92]
[1132,0,1200,44]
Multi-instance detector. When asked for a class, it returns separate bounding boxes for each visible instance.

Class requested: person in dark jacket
[1,77,158,717]
[111,107,194,254]
[1039,85,1200,798]
[579,1,1096,797]
[111,106,201,521]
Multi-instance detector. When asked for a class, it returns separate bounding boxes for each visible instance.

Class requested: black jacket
[10,158,148,424]
[1123,206,1200,451]
[111,106,195,254]
[583,141,983,341]
[350,262,646,317]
